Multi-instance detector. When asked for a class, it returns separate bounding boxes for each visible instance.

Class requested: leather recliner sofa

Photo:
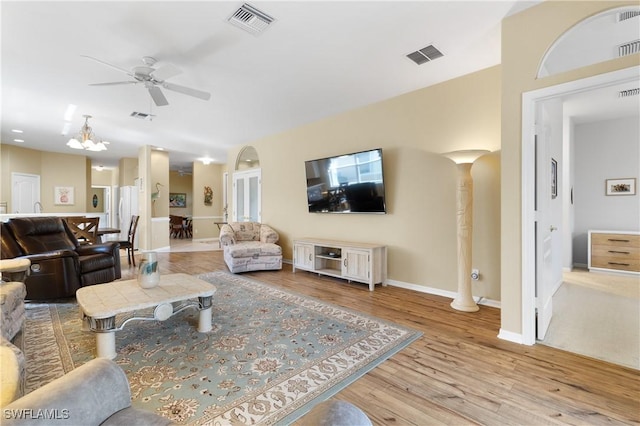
[0,217,121,300]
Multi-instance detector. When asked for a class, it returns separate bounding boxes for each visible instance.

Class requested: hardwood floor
[122,251,639,425]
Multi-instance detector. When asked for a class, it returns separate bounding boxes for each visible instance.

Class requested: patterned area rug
[19,271,421,425]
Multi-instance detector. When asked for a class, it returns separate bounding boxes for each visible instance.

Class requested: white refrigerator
[118,186,139,249]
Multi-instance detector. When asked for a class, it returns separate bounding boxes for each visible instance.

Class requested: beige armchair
[219,222,282,273]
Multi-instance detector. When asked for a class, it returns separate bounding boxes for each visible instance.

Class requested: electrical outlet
[471,269,480,281]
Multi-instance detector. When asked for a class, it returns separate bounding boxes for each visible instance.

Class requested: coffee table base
[96,332,117,359]
[84,296,213,359]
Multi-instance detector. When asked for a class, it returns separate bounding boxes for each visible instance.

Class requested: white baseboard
[385,279,501,309]
[284,259,501,309]
[498,329,527,345]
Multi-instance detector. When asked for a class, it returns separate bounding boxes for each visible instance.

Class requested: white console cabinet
[293,238,387,291]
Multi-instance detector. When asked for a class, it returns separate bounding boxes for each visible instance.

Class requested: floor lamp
[442,150,489,312]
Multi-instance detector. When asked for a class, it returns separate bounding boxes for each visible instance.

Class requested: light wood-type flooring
[120,250,639,425]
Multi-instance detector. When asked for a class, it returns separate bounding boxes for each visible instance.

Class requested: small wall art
[204,186,213,206]
[605,178,636,196]
[169,193,187,208]
[54,186,74,205]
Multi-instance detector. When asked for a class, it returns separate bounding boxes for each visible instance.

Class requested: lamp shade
[442,149,490,164]
[66,138,84,149]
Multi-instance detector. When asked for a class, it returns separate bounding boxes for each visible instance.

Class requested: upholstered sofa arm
[3,358,173,425]
[18,250,79,265]
[259,225,279,244]
[0,259,30,283]
[75,241,120,256]
[219,224,236,246]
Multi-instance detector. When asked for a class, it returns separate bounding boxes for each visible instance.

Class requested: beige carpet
[541,269,639,370]
[562,268,639,299]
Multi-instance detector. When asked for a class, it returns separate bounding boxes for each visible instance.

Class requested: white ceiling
[2,1,636,173]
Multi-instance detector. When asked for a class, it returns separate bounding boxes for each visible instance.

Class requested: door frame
[520,66,639,345]
[92,185,113,227]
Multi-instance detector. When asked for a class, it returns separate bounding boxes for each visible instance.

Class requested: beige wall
[192,162,225,240]
[91,168,116,187]
[119,157,138,187]
[1,145,42,211]
[43,152,88,213]
[500,0,639,334]
[229,66,502,299]
[1,145,89,213]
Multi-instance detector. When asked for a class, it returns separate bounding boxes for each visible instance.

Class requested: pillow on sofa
[228,222,261,241]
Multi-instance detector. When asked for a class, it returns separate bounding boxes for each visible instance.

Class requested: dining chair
[169,215,185,239]
[117,215,139,266]
[184,218,193,239]
[65,217,100,244]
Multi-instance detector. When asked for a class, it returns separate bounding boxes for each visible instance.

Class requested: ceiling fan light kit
[66,115,109,152]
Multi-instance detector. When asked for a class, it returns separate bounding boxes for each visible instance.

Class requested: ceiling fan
[82,55,211,106]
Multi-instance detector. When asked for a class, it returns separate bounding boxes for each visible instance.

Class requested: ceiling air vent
[227,3,275,36]
[619,40,640,57]
[618,10,640,22]
[407,45,444,65]
[131,111,153,120]
[619,88,640,98]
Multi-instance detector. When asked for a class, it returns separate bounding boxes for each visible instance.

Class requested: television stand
[293,238,387,291]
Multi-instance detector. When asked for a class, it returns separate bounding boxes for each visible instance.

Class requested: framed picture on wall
[551,158,557,199]
[54,186,74,205]
[606,178,636,196]
[169,193,187,208]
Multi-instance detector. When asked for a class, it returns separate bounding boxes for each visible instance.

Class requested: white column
[450,163,479,312]
[442,149,489,312]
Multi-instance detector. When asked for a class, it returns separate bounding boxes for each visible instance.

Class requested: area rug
[19,271,421,425]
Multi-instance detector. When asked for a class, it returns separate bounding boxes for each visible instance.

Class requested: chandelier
[66,115,109,151]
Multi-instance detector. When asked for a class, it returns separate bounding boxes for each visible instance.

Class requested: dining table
[97,227,121,243]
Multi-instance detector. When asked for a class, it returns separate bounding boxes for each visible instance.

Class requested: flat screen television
[305,148,387,214]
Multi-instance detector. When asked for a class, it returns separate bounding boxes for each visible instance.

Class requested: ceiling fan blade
[81,55,133,76]
[148,85,169,106]
[151,64,182,82]
[162,82,211,101]
[89,81,137,86]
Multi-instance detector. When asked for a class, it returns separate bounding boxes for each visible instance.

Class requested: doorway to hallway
[520,66,640,346]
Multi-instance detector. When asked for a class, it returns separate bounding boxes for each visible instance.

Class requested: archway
[232,146,261,222]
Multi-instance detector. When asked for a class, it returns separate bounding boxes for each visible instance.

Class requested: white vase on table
[137,252,160,289]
